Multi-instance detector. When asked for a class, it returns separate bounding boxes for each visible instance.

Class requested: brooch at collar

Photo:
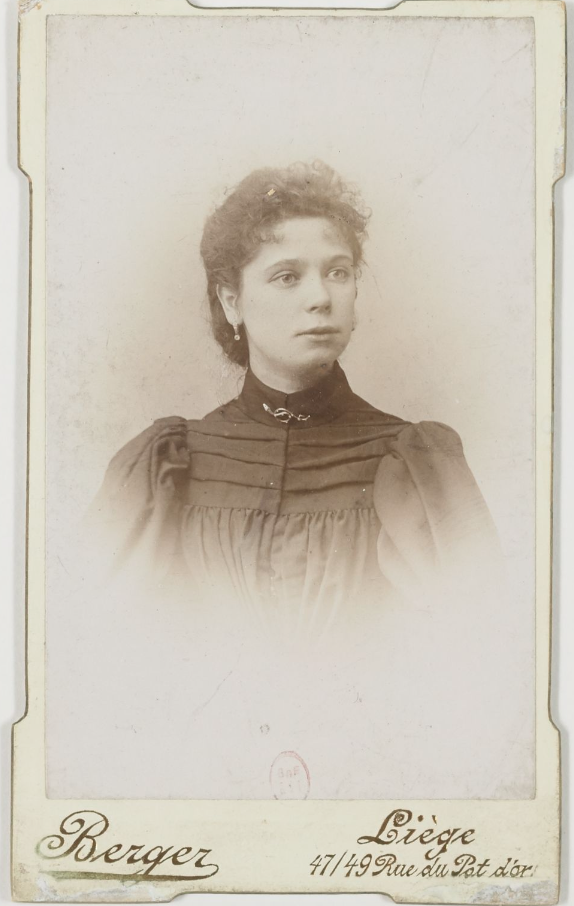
[262,403,311,424]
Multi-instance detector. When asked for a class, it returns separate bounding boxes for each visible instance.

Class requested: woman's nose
[304,277,332,312]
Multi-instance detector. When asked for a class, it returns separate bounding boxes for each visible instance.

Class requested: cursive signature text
[36,810,219,881]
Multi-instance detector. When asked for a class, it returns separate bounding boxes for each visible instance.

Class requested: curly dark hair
[200,160,370,367]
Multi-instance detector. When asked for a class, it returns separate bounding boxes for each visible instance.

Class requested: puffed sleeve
[372,424,529,795]
[85,416,190,583]
[374,421,502,600]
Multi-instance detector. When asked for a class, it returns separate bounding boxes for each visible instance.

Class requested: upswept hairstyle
[200,160,370,367]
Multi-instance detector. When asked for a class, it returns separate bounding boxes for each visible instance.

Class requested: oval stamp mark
[270,751,311,800]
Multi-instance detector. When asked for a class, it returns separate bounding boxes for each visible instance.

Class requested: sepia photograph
[10,0,567,899]
[40,11,538,803]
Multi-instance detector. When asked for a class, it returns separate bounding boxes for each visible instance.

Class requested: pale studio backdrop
[46,14,535,568]
[44,13,536,797]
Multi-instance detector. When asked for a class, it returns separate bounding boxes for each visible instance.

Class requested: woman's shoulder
[346,391,463,454]
[105,395,249,472]
[373,418,487,537]
[200,398,243,424]
[390,419,465,455]
[105,416,189,476]
[370,419,469,483]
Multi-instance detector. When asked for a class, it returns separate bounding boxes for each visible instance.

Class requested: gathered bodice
[55,364,526,802]
[89,363,499,645]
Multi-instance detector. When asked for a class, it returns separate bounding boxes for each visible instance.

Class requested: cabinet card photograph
[13,0,564,901]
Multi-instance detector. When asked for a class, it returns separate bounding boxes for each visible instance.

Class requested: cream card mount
[13,0,565,902]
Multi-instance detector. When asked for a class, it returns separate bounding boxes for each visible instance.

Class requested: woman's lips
[298,327,340,336]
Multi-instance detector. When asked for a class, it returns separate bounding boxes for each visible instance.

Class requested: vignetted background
[45,13,536,798]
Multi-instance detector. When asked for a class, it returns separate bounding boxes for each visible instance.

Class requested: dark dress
[90,361,499,648]
[55,362,521,800]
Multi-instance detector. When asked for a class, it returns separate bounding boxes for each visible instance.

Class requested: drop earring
[233,323,241,341]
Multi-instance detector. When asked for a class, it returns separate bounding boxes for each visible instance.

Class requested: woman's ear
[216,284,242,326]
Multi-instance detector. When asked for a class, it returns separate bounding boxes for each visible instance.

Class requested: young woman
[91,160,499,648]
[62,162,519,800]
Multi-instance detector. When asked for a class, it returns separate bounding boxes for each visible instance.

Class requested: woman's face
[218,216,358,391]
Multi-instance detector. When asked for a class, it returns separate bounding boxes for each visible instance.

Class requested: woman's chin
[297,350,338,370]
[296,338,348,367]
[285,358,338,387]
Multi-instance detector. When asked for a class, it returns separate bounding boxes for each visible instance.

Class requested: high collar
[237,361,354,428]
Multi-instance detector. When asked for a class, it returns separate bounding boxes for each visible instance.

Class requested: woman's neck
[248,360,335,394]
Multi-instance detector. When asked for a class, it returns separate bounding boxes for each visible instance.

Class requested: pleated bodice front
[91,362,498,644]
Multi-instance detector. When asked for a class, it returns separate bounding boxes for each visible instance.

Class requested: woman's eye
[273,272,298,286]
[328,268,350,281]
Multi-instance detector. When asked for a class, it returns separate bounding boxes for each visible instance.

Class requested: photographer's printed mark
[36,811,219,882]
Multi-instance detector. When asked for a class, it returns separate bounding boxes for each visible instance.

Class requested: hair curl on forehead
[200,160,370,368]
